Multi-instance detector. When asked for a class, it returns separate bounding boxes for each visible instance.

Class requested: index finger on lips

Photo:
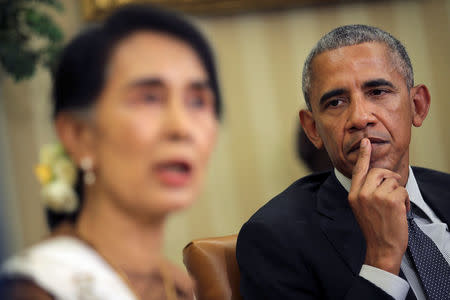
[350,138,371,193]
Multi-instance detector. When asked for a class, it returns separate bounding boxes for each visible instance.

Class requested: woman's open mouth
[154,160,193,187]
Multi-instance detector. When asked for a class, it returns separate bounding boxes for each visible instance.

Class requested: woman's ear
[299,109,323,149]
[411,84,431,127]
[55,113,96,166]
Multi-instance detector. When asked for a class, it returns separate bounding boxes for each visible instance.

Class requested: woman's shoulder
[2,234,83,273]
[1,227,137,300]
[0,234,89,299]
[0,225,76,299]
[1,233,92,276]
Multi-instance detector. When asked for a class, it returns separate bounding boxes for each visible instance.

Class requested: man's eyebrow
[319,88,347,106]
[362,79,395,89]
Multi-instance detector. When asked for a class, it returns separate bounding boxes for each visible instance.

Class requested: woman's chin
[146,191,197,215]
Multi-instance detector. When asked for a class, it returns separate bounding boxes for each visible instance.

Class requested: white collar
[334,166,439,222]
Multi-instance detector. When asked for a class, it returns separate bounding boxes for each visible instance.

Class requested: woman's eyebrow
[189,80,211,90]
[127,78,164,88]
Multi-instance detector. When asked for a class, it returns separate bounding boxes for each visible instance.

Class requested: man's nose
[346,96,376,131]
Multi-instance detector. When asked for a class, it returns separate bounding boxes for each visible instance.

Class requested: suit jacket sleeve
[237,220,395,300]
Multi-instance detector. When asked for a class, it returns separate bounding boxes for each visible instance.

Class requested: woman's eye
[188,94,214,110]
[190,97,205,107]
[143,93,160,102]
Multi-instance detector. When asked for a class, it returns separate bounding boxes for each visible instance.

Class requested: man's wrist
[359,264,410,300]
[364,248,403,275]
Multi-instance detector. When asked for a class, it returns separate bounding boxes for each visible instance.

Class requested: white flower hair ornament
[35,143,79,213]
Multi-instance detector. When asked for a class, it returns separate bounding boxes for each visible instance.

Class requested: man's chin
[343,159,393,178]
[368,160,393,171]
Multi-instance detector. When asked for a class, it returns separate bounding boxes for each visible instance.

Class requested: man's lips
[347,137,388,154]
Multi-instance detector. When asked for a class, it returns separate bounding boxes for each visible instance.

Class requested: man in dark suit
[237,25,450,300]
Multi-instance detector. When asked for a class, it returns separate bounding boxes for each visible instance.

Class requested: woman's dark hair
[47,4,222,229]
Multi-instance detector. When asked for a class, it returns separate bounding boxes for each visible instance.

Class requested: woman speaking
[1,4,221,300]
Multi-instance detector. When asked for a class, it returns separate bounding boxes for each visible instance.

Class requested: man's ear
[55,113,96,166]
[411,84,431,127]
[299,109,323,149]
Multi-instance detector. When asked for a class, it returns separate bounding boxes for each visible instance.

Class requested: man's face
[302,42,416,179]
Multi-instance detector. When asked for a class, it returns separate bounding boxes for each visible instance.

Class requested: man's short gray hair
[302,24,414,110]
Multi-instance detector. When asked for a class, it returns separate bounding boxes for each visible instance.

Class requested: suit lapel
[315,172,366,275]
[413,167,450,226]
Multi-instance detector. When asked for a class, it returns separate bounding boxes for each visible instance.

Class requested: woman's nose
[164,98,191,141]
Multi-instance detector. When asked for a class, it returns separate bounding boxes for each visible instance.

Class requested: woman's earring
[80,157,96,185]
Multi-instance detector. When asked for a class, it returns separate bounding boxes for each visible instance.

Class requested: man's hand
[348,138,410,275]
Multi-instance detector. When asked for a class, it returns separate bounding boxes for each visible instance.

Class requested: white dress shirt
[334,166,450,300]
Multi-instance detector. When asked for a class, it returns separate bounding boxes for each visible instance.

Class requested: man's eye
[326,99,343,108]
[370,89,389,96]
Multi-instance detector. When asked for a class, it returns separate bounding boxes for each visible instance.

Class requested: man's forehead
[307,42,407,108]
[310,43,397,84]
[312,42,391,69]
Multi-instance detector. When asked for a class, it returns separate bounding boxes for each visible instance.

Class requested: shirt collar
[334,168,352,192]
